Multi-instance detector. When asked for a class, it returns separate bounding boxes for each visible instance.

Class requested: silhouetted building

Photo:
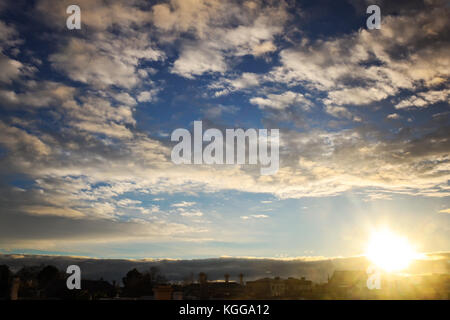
[10,277,20,300]
[326,270,368,299]
[198,272,207,285]
[172,290,184,300]
[182,273,245,299]
[246,277,286,298]
[153,285,173,300]
[285,277,313,297]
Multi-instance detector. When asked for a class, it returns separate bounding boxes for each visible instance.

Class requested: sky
[0,0,449,260]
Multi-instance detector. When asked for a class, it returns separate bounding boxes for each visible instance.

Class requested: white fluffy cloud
[49,37,162,89]
[210,72,261,97]
[158,0,289,78]
[172,43,227,78]
[137,89,160,103]
[171,201,196,208]
[325,105,361,122]
[0,54,23,83]
[250,91,312,110]
[395,89,450,109]
[269,5,449,107]
[386,113,401,120]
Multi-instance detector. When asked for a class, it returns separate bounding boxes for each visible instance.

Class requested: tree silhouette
[0,265,12,299]
[122,267,167,297]
[37,265,60,290]
[122,268,144,297]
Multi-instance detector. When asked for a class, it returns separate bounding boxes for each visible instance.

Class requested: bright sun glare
[365,229,417,272]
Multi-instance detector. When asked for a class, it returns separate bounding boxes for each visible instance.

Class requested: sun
[365,229,417,272]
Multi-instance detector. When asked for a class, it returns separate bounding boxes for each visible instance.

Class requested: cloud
[34,1,163,90]
[252,40,276,56]
[0,0,448,253]
[363,192,393,201]
[203,104,239,118]
[241,214,269,220]
[138,206,160,215]
[161,0,289,78]
[73,121,133,139]
[269,3,449,107]
[137,89,160,103]
[0,54,23,83]
[172,43,227,78]
[49,37,162,89]
[36,0,153,31]
[113,92,137,106]
[210,72,261,97]
[1,114,449,230]
[151,0,222,35]
[116,199,142,207]
[395,89,450,109]
[180,210,203,217]
[387,113,401,120]
[324,86,394,106]
[0,20,32,83]
[20,205,85,218]
[0,121,51,158]
[0,20,22,49]
[0,81,76,108]
[0,207,202,250]
[171,201,196,208]
[250,91,312,110]
[325,105,361,122]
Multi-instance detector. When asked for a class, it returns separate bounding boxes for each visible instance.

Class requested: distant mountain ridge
[1,253,448,284]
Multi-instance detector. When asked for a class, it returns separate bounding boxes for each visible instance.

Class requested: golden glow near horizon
[365,229,417,273]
